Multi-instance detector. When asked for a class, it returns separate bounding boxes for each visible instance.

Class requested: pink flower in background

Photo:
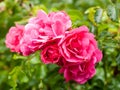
[5,24,24,53]
[59,26,102,64]
[59,60,96,84]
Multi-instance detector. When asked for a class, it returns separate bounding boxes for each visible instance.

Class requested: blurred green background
[0,0,120,90]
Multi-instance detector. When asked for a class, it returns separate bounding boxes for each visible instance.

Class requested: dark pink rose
[59,26,102,64]
[59,60,96,84]
[5,24,24,53]
[41,39,64,64]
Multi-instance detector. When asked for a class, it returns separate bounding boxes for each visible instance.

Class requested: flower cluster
[5,10,102,84]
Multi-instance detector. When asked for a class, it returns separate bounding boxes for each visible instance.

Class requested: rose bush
[5,10,102,85]
[1,0,120,90]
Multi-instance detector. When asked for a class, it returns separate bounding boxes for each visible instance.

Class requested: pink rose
[58,26,102,84]
[59,60,96,84]
[48,11,72,36]
[29,10,72,37]
[20,10,72,56]
[29,10,49,25]
[59,26,102,64]
[20,23,50,56]
[41,39,64,64]
[5,24,24,53]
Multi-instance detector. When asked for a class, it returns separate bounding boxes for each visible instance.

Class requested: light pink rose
[59,60,96,84]
[5,24,24,53]
[59,26,102,64]
[29,10,72,37]
[20,23,50,56]
[48,11,72,36]
[29,10,49,25]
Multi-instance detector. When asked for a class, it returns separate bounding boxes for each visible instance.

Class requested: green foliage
[107,5,117,21]
[0,0,120,90]
[94,8,103,23]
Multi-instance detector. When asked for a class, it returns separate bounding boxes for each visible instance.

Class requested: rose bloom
[5,24,24,53]
[48,11,72,36]
[58,26,102,84]
[41,39,64,64]
[59,26,102,64]
[59,60,96,84]
[20,23,50,56]
[29,10,72,37]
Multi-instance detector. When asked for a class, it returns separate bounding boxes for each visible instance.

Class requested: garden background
[0,0,120,90]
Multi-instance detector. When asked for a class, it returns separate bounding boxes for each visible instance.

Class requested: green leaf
[85,7,100,25]
[13,54,27,60]
[39,65,47,79]
[30,52,41,64]
[0,71,8,85]
[107,5,117,21]
[90,24,97,35]
[8,66,29,88]
[8,67,20,89]
[38,80,44,89]
[31,5,48,15]
[85,7,96,25]
[116,54,120,68]
[18,70,29,83]
[95,8,103,23]
[101,11,109,22]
